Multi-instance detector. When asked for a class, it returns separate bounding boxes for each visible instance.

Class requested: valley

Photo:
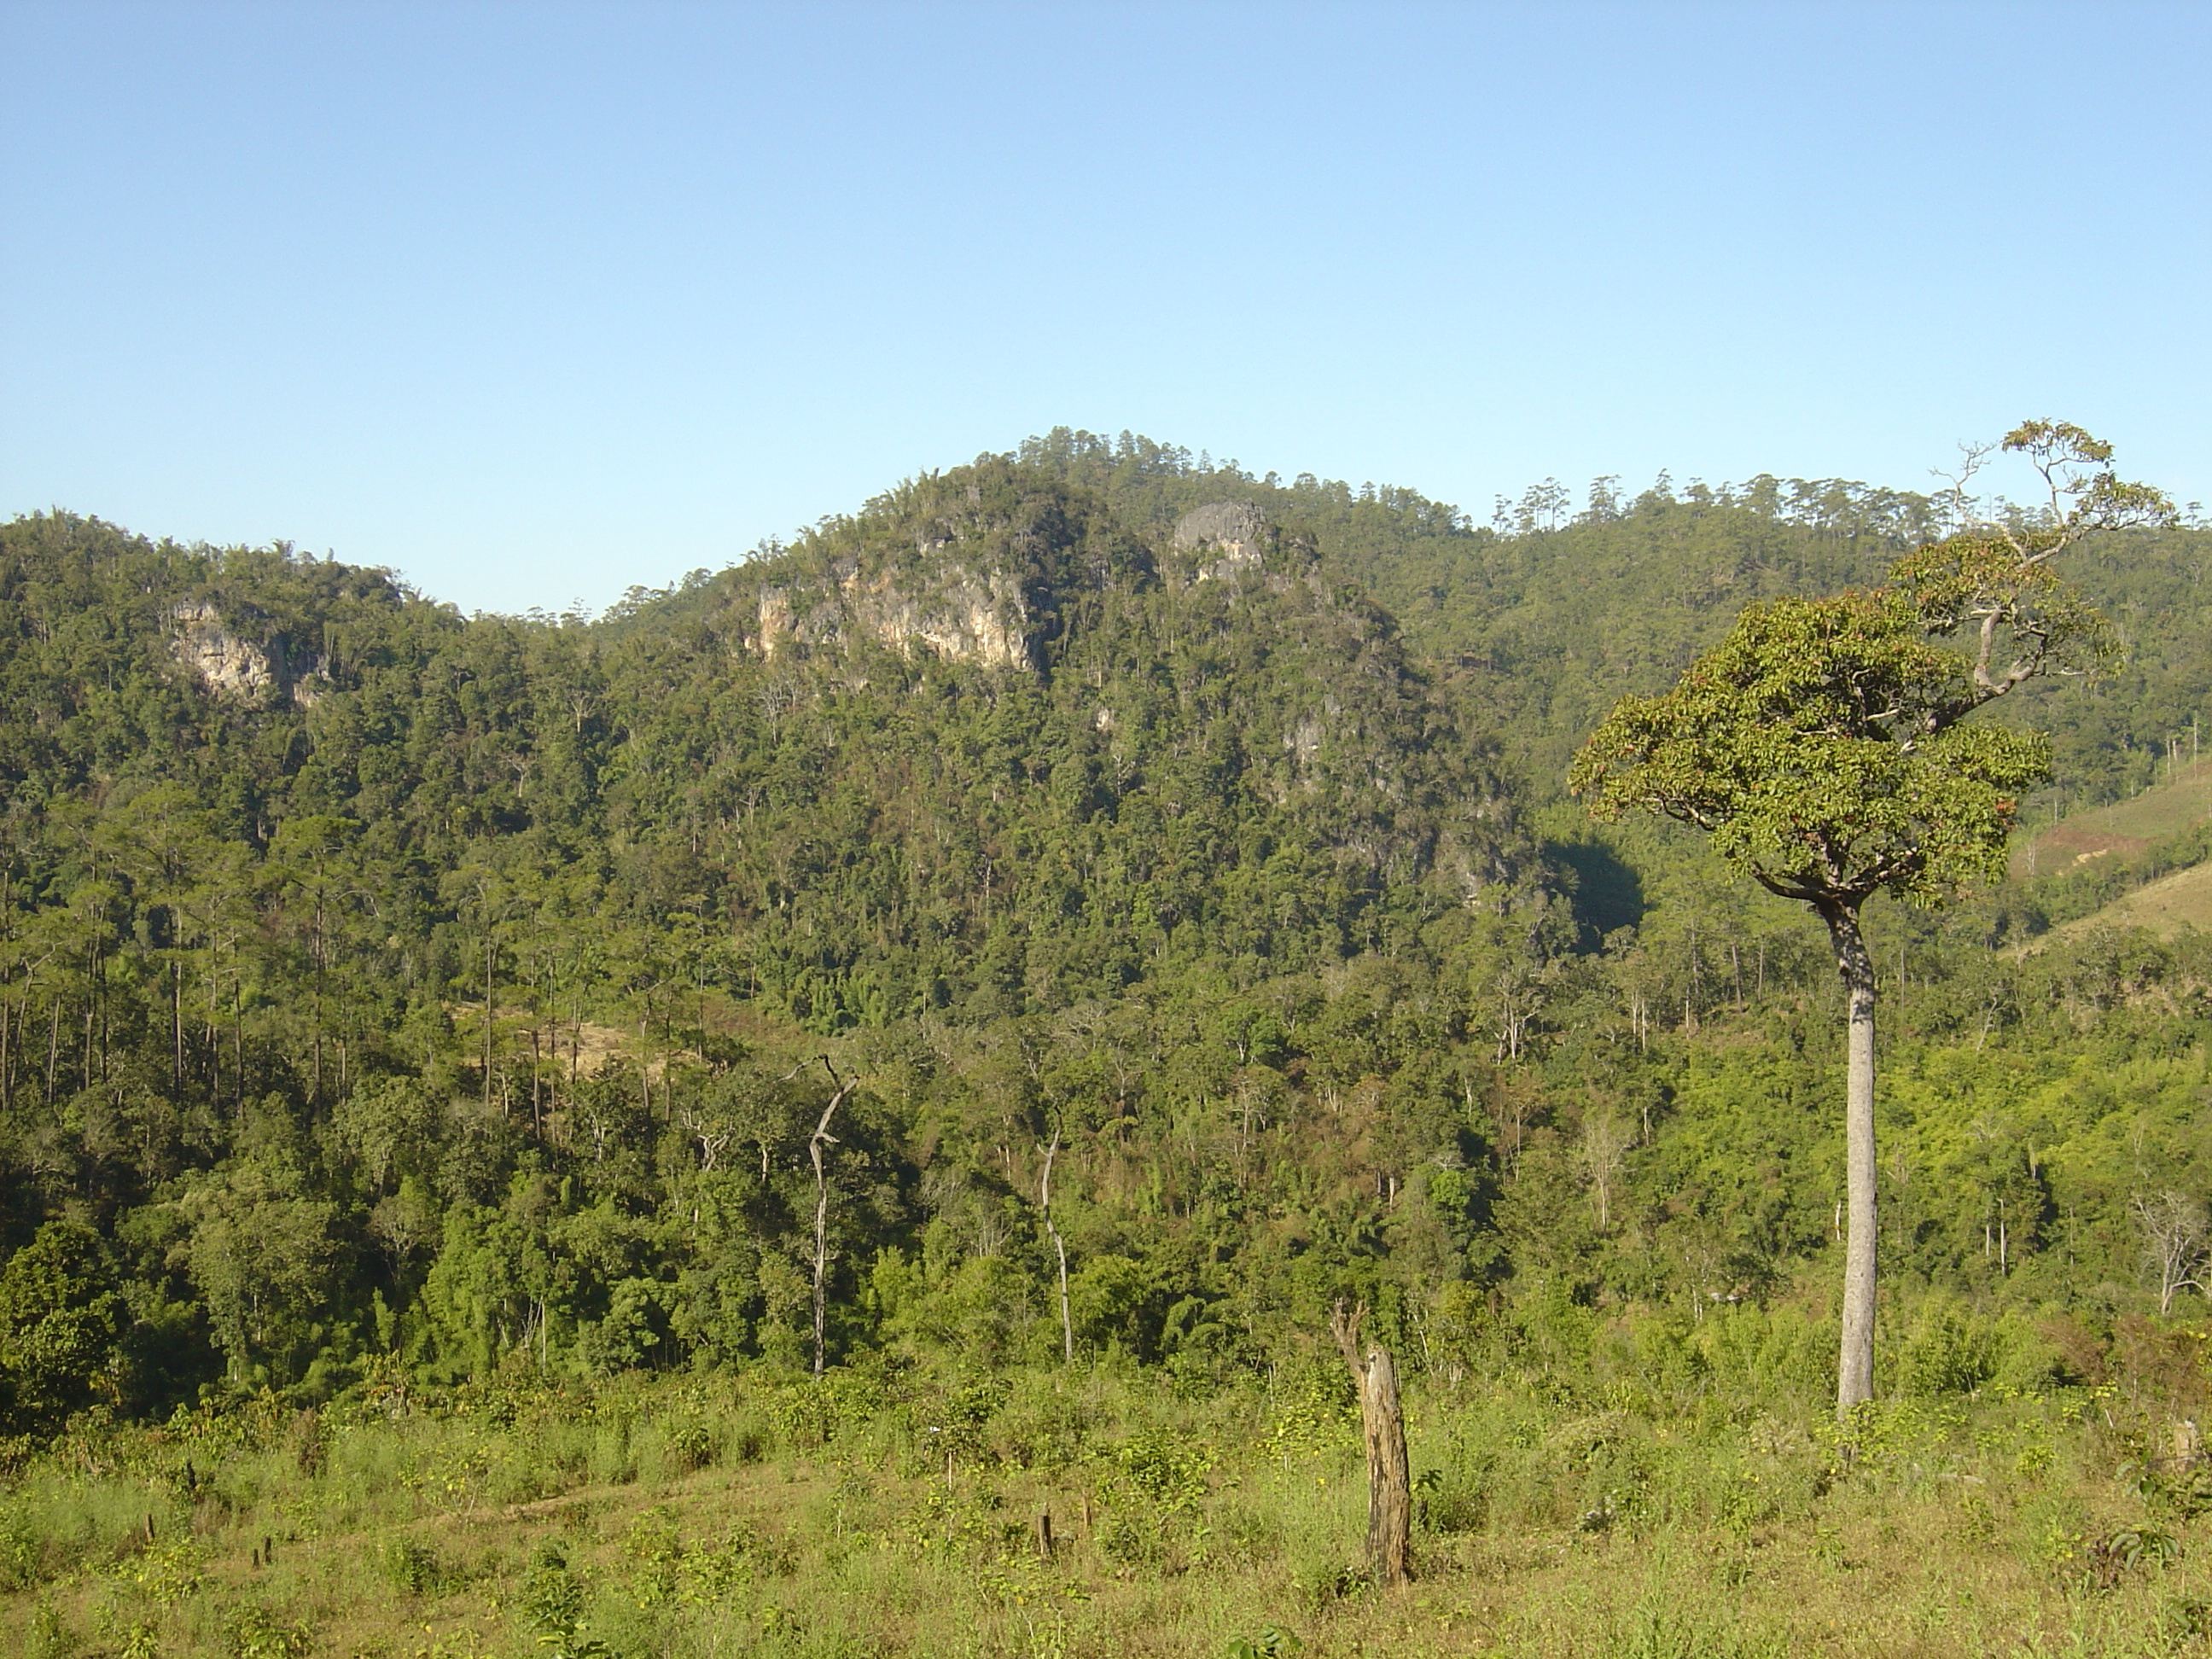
[3,437,2212,1655]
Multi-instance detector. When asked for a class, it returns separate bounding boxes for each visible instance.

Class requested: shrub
[1898,1305,2002,1397]
[381,1536,449,1596]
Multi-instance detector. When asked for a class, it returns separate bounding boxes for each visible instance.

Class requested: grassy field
[2013,761,2212,882]
[2054,862,2212,944]
[9,1330,2212,1659]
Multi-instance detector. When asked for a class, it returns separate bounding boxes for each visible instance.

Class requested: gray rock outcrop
[1170,502,1272,579]
[751,557,1033,672]
[171,602,276,699]
[169,602,325,705]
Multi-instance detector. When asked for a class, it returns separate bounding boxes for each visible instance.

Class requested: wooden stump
[1332,1299,1411,1586]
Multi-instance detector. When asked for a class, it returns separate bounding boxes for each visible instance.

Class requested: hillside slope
[1,443,2209,1447]
[1013,429,2212,806]
[2013,755,2212,879]
[2053,859,2212,940]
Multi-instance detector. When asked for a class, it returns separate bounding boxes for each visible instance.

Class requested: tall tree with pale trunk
[1570,422,2172,1419]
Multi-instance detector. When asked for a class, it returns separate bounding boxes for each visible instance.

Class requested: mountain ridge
[2,439,2209,1429]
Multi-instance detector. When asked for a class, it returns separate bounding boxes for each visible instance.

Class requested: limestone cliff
[1169,500,1272,579]
[725,460,1148,676]
[169,602,325,706]
[750,556,1035,672]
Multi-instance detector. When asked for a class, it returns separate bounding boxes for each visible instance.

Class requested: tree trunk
[1039,1127,1074,1363]
[1332,1300,1411,1586]
[483,933,496,1111]
[809,1060,858,1379]
[1819,897,1878,1417]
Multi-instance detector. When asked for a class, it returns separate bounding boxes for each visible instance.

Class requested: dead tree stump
[1332,1298,1411,1586]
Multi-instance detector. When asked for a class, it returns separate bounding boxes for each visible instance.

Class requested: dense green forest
[3,437,2211,1445]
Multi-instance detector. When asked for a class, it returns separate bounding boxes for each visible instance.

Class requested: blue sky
[3,1,2204,616]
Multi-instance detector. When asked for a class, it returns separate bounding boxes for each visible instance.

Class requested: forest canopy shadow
[1546,836,1646,946]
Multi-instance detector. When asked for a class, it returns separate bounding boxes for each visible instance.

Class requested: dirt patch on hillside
[2014,822,2153,878]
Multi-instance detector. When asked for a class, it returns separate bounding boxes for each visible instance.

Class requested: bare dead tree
[2133,1191,2209,1314]
[1492,967,1540,1063]
[1331,1298,1411,1586]
[1578,1108,1634,1233]
[1039,1124,1074,1363]
[677,1099,732,1173]
[810,1056,859,1378]
[1491,1076,1542,1174]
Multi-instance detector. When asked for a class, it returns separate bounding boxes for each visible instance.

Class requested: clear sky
[3,1,2205,617]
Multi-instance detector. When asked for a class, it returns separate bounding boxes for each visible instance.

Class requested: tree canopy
[1569,587,2052,908]
[1569,422,2174,1413]
[0,432,2207,1441]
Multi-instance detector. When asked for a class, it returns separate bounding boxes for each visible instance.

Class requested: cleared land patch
[8,1364,2212,1659]
[2013,758,2212,879]
[2053,859,2212,943]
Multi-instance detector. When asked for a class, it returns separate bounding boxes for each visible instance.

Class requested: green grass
[2013,760,2212,881]
[2054,861,2212,944]
[8,1343,2212,1658]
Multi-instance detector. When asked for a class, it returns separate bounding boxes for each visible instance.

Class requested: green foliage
[1895,1302,2004,1397]
[1573,588,2052,906]
[0,433,2206,1450]
[220,1604,315,1659]
[520,1539,612,1658]
[0,1223,125,1435]
[380,1536,451,1597]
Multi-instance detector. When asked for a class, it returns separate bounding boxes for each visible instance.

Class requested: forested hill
[1012,428,2212,809]
[0,463,1531,1035]
[2,444,2209,1435]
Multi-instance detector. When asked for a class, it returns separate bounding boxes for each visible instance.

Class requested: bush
[646,1417,717,1477]
[1898,1304,2002,1397]
[381,1537,449,1596]
[221,1604,315,1659]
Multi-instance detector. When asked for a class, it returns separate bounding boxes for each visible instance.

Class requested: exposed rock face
[752,557,1034,672]
[171,602,277,699]
[169,602,326,705]
[1171,501,1272,579]
[726,461,1162,679]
